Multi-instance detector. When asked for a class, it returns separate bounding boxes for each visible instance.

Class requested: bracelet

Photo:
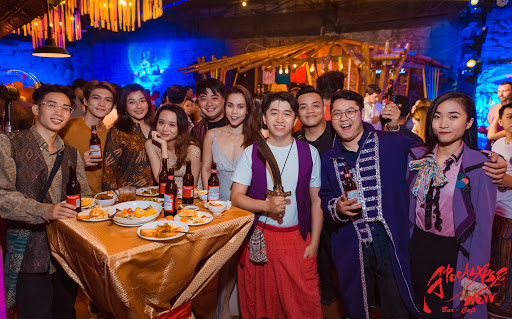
[386,123,400,132]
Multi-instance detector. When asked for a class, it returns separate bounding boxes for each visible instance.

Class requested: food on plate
[76,206,109,220]
[114,206,159,219]
[141,223,184,238]
[81,198,93,207]
[96,191,115,200]
[208,202,224,207]
[174,209,210,224]
[199,190,207,195]
[142,187,158,196]
[178,208,197,217]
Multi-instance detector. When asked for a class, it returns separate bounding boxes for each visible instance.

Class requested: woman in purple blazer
[407,92,497,319]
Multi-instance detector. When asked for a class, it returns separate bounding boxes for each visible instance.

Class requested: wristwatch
[385,123,400,132]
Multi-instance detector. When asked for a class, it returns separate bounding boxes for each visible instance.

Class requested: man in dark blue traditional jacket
[319,89,422,319]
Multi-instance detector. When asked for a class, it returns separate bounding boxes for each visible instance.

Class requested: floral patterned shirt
[102,124,155,190]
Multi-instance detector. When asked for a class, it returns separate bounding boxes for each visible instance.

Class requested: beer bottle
[182,160,194,205]
[66,166,81,213]
[207,162,220,201]
[342,167,361,209]
[89,125,101,157]
[164,168,178,217]
[3,101,12,133]
[380,79,394,124]
[159,158,168,198]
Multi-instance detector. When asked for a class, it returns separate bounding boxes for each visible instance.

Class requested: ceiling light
[242,1,247,6]
[32,0,71,58]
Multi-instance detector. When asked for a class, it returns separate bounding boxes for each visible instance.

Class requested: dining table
[46,196,254,319]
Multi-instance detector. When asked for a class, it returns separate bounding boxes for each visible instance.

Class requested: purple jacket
[247,139,313,240]
[407,144,497,319]
[319,123,422,319]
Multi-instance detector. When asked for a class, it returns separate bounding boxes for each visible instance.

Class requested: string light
[279,66,283,75]
[310,65,315,72]
[242,1,247,6]
[293,64,297,68]
[285,66,289,74]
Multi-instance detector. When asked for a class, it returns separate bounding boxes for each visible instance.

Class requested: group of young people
[1,71,511,319]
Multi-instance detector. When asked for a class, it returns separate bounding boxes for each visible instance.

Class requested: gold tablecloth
[46,199,254,319]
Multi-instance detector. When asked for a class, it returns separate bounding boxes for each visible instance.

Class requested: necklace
[280,139,294,176]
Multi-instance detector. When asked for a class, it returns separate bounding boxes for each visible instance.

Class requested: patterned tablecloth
[46,198,253,319]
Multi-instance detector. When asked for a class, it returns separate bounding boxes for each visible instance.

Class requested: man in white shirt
[231,91,323,319]
[363,84,382,130]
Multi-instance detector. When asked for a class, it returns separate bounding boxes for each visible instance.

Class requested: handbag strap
[36,150,64,203]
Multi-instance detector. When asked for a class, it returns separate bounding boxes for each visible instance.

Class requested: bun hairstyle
[424,91,478,152]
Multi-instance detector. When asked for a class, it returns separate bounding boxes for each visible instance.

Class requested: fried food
[178,208,197,217]
[76,206,108,220]
[115,206,158,219]
[81,198,93,206]
[140,223,184,238]
[142,187,158,196]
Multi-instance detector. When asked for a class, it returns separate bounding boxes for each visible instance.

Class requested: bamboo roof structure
[179,34,449,94]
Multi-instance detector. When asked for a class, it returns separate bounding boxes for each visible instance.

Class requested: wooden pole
[362,42,371,89]
[254,67,259,94]
[422,66,427,98]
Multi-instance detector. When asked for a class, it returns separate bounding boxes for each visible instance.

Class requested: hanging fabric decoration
[16,0,163,49]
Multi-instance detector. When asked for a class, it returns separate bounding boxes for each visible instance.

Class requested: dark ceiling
[0,0,472,40]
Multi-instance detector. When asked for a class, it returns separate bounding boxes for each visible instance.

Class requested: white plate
[111,201,162,225]
[137,220,189,241]
[176,211,213,226]
[61,198,95,210]
[113,220,141,227]
[136,186,159,197]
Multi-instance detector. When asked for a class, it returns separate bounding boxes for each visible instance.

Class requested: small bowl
[198,190,208,202]
[94,191,118,207]
[207,200,232,216]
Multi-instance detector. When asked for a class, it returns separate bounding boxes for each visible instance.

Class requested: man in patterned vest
[0,84,91,319]
[231,91,323,318]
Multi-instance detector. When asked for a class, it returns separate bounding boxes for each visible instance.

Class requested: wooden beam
[254,67,259,94]
[389,43,410,83]
[337,40,362,68]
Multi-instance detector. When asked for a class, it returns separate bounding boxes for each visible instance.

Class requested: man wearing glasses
[319,90,421,319]
[0,84,90,318]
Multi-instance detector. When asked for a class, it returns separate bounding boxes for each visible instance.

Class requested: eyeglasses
[39,101,74,114]
[331,108,359,120]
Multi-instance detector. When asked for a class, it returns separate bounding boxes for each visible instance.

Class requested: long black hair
[114,84,154,133]
[154,104,199,170]
[225,85,259,148]
[424,91,478,153]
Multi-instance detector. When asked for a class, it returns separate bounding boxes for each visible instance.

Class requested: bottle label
[382,99,388,109]
[66,194,81,208]
[183,186,194,198]
[211,169,217,174]
[90,144,101,156]
[164,194,174,211]
[168,175,175,181]
[159,183,167,195]
[208,186,220,201]
[346,190,360,204]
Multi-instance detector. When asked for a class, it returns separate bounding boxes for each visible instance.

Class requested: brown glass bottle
[66,166,81,212]
[342,167,361,210]
[164,168,178,217]
[380,79,394,123]
[182,160,194,205]
[207,162,220,201]
[89,125,101,157]
[159,158,168,198]
[3,101,12,133]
